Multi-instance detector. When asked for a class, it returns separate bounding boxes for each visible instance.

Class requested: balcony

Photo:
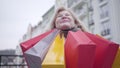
[88,19,94,26]
[0,55,27,68]
[68,0,87,9]
[75,9,87,20]
[101,28,111,36]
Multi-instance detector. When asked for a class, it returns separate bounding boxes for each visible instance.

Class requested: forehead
[58,10,71,15]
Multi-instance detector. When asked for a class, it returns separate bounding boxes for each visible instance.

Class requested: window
[90,26,95,33]
[99,0,104,3]
[67,0,81,8]
[88,5,94,26]
[67,0,73,7]
[99,4,109,19]
[101,21,111,36]
[98,0,107,3]
[101,28,110,36]
[74,6,83,14]
[89,20,94,25]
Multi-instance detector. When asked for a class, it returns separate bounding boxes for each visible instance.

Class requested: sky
[0,0,55,50]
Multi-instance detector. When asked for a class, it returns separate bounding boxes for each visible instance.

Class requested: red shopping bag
[84,32,119,68]
[20,29,54,52]
[65,30,96,68]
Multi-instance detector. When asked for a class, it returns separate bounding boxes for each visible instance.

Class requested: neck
[60,27,80,38]
[61,27,74,31]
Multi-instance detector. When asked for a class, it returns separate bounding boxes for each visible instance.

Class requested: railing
[0,55,27,68]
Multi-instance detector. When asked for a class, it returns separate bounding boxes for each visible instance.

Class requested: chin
[60,26,71,30]
[57,23,72,30]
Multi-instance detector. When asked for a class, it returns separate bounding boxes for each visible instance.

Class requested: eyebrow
[59,12,71,15]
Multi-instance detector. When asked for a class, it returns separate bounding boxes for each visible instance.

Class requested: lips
[60,19,71,23]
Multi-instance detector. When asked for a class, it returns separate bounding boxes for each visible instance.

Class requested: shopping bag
[84,32,119,68]
[20,29,59,68]
[42,34,65,68]
[112,47,120,68]
[20,29,54,52]
[65,30,96,68]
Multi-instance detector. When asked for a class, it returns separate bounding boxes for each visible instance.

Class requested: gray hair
[50,7,88,32]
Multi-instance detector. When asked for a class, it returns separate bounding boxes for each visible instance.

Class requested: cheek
[70,17,74,22]
[55,18,62,24]
[55,18,60,27]
[70,18,75,25]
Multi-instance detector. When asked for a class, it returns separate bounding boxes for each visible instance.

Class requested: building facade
[92,0,120,44]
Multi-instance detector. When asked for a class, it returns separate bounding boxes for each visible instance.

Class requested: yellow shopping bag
[112,47,120,68]
[42,34,65,68]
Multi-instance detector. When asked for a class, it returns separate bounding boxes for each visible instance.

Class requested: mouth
[60,19,71,23]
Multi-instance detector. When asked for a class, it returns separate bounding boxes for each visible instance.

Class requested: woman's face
[55,10,76,30]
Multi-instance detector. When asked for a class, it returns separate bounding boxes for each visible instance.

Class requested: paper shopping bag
[65,30,96,68]
[84,32,119,68]
[20,29,54,52]
[20,29,59,68]
[112,47,120,68]
[42,34,65,68]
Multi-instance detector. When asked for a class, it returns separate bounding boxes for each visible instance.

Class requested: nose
[62,15,67,19]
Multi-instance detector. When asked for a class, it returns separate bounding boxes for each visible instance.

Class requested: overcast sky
[0,0,55,50]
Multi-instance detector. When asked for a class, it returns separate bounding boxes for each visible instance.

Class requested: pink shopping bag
[65,30,96,68]
[84,32,119,68]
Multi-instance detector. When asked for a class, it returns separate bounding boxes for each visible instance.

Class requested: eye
[57,14,62,17]
[65,13,70,16]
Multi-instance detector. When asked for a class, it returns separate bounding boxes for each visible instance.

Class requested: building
[92,0,120,44]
